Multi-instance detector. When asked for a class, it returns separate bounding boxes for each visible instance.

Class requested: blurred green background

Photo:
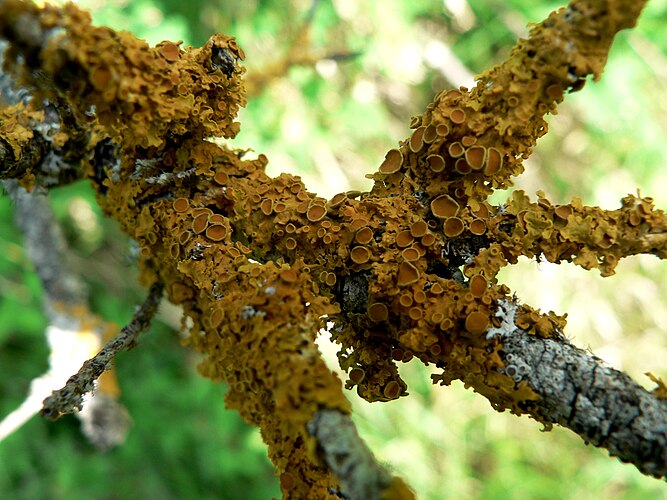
[1,0,667,498]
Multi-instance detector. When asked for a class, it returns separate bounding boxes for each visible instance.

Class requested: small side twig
[308,408,415,499]
[41,282,164,420]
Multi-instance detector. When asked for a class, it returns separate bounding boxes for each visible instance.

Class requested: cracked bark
[500,331,667,478]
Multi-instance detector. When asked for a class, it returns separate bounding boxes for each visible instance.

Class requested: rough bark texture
[0,0,665,495]
[500,325,667,478]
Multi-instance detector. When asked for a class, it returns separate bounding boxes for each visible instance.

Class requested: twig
[308,408,415,499]
[41,282,164,420]
[4,180,87,319]
[498,324,667,479]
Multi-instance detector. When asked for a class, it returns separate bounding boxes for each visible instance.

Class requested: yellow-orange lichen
[421,233,436,246]
[554,205,573,220]
[465,311,489,335]
[349,368,366,384]
[206,224,227,241]
[355,227,374,245]
[158,41,181,62]
[260,199,273,216]
[4,0,658,493]
[484,147,503,176]
[410,221,428,238]
[306,203,327,222]
[423,125,438,144]
[448,142,465,158]
[408,307,423,321]
[399,293,413,308]
[473,204,490,219]
[443,217,464,237]
[426,154,446,173]
[383,381,402,400]
[279,269,297,283]
[173,198,189,213]
[469,274,487,297]
[178,231,191,245]
[379,148,403,174]
[450,108,466,124]
[414,290,426,303]
[192,213,209,234]
[213,171,229,185]
[410,126,425,152]
[209,308,224,329]
[328,192,347,208]
[455,158,472,175]
[470,219,487,235]
[397,262,420,286]
[285,237,297,250]
[396,230,414,248]
[350,246,371,264]
[431,195,459,219]
[461,135,477,147]
[465,146,486,170]
[368,303,389,322]
[401,248,420,261]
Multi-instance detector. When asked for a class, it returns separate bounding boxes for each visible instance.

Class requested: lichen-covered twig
[1,0,665,494]
[41,282,163,420]
[0,41,96,189]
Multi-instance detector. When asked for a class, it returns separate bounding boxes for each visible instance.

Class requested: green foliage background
[1,0,667,498]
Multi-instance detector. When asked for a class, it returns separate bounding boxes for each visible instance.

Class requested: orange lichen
[192,213,209,234]
[410,221,428,238]
[285,237,297,250]
[399,293,413,308]
[355,227,374,245]
[306,203,327,222]
[368,303,389,322]
[383,381,402,400]
[379,149,403,174]
[409,127,425,152]
[421,233,436,246]
[2,0,658,494]
[349,368,366,384]
[484,147,503,176]
[431,195,459,218]
[436,123,450,136]
[401,248,420,261]
[465,146,486,171]
[205,223,227,241]
[470,219,487,235]
[351,246,371,265]
[469,274,487,297]
[461,135,476,147]
[173,198,189,213]
[397,262,420,286]
[443,217,464,237]
[426,154,446,173]
[395,230,414,248]
[448,142,465,158]
[450,108,466,124]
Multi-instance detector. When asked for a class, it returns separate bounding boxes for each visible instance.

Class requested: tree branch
[41,282,164,420]
[0,0,663,494]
